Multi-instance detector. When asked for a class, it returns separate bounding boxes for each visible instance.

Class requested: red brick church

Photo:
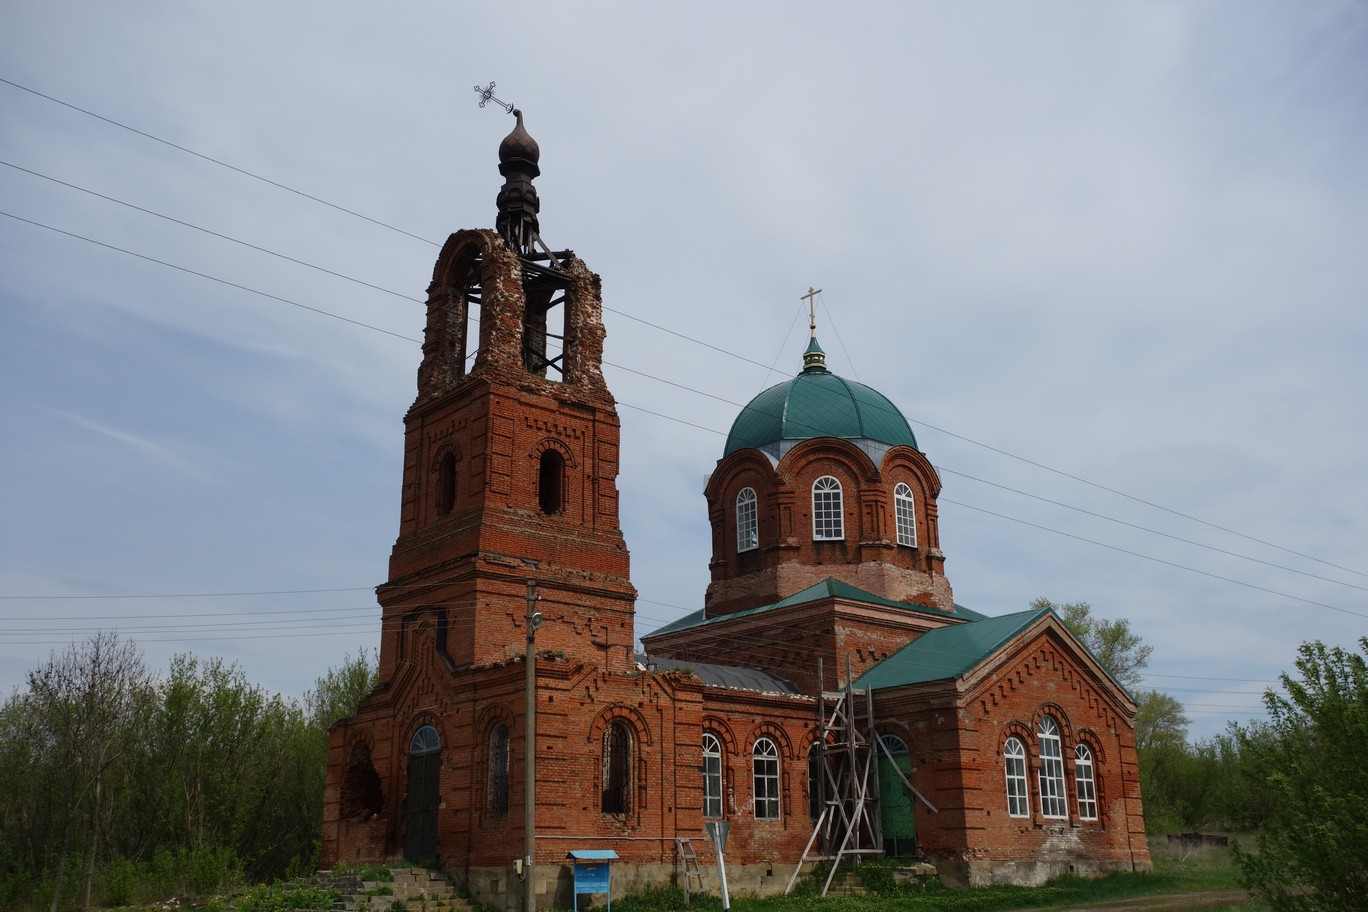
[321,112,1150,906]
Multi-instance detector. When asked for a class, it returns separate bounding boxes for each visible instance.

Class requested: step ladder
[676,837,705,904]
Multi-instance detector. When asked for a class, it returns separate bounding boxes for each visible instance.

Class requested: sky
[2,1,1365,741]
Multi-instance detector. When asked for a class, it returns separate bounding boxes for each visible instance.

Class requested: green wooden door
[878,735,917,857]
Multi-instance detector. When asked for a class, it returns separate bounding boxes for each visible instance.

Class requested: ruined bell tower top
[495,110,543,255]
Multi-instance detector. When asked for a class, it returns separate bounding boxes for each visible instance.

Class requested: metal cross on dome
[802,286,823,336]
[474,81,515,114]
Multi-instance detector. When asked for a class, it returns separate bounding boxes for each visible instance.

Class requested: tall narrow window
[702,733,723,819]
[1075,743,1098,820]
[812,476,844,540]
[601,722,631,815]
[488,723,509,817]
[1037,716,1067,818]
[894,482,916,547]
[1004,737,1028,817]
[736,487,758,552]
[807,741,824,822]
[753,738,780,819]
[437,452,456,516]
[538,449,564,515]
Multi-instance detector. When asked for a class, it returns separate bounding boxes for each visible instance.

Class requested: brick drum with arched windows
[321,116,1149,906]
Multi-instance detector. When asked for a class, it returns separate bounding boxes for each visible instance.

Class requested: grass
[88,838,1261,912]
[603,840,1256,912]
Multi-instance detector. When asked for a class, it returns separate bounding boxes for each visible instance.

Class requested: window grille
[601,722,632,815]
[489,723,509,817]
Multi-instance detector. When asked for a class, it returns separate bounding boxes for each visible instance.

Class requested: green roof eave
[855,607,1050,690]
[644,578,967,640]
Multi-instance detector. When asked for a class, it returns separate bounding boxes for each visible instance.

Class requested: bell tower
[375,111,636,685]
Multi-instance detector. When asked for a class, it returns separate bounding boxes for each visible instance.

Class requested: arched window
[340,743,384,820]
[488,723,509,817]
[702,733,723,819]
[410,724,440,754]
[880,734,909,757]
[812,476,844,540]
[1075,743,1098,820]
[894,482,916,547]
[601,721,632,815]
[736,487,758,552]
[753,737,780,819]
[1037,717,1067,818]
[1004,737,1029,817]
[807,741,824,822]
[538,449,564,515]
[437,451,456,516]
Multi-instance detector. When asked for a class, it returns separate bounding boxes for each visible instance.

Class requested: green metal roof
[646,578,965,639]
[854,607,1048,689]
[723,339,918,456]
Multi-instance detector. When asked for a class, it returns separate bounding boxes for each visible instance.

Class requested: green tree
[24,632,153,912]
[1233,637,1368,911]
[1133,689,1189,754]
[1130,689,1191,833]
[0,641,383,905]
[304,648,378,731]
[1032,598,1153,690]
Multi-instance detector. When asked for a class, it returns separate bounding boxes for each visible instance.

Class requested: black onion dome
[498,110,540,176]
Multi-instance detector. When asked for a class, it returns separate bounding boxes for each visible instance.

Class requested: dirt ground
[1034,889,1252,912]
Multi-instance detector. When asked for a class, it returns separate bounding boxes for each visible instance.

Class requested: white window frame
[812,476,844,540]
[1075,743,1098,820]
[1037,716,1068,819]
[1004,736,1029,817]
[702,733,724,819]
[894,482,917,547]
[736,487,758,552]
[753,737,781,819]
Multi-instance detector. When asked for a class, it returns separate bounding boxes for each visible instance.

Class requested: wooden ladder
[676,837,705,903]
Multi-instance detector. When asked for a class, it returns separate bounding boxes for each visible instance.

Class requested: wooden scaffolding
[786,656,938,896]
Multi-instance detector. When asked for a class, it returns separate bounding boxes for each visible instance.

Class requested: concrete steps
[318,867,471,912]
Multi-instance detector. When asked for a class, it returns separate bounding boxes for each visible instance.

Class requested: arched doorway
[878,734,917,857]
[404,724,441,862]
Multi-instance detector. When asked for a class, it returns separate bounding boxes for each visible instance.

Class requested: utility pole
[524,580,542,912]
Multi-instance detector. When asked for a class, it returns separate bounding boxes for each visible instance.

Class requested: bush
[98,855,139,907]
[219,881,339,912]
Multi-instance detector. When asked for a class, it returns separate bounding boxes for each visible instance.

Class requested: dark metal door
[404,750,440,862]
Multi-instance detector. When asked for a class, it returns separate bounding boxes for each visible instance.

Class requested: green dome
[724,339,918,457]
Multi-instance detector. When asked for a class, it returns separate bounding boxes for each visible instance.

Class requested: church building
[320,112,1151,907]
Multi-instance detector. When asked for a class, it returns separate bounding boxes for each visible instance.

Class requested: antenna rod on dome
[801,287,822,338]
[474,81,515,114]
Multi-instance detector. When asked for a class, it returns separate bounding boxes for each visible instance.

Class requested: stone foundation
[936,857,1154,889]
[461,861,815,910]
